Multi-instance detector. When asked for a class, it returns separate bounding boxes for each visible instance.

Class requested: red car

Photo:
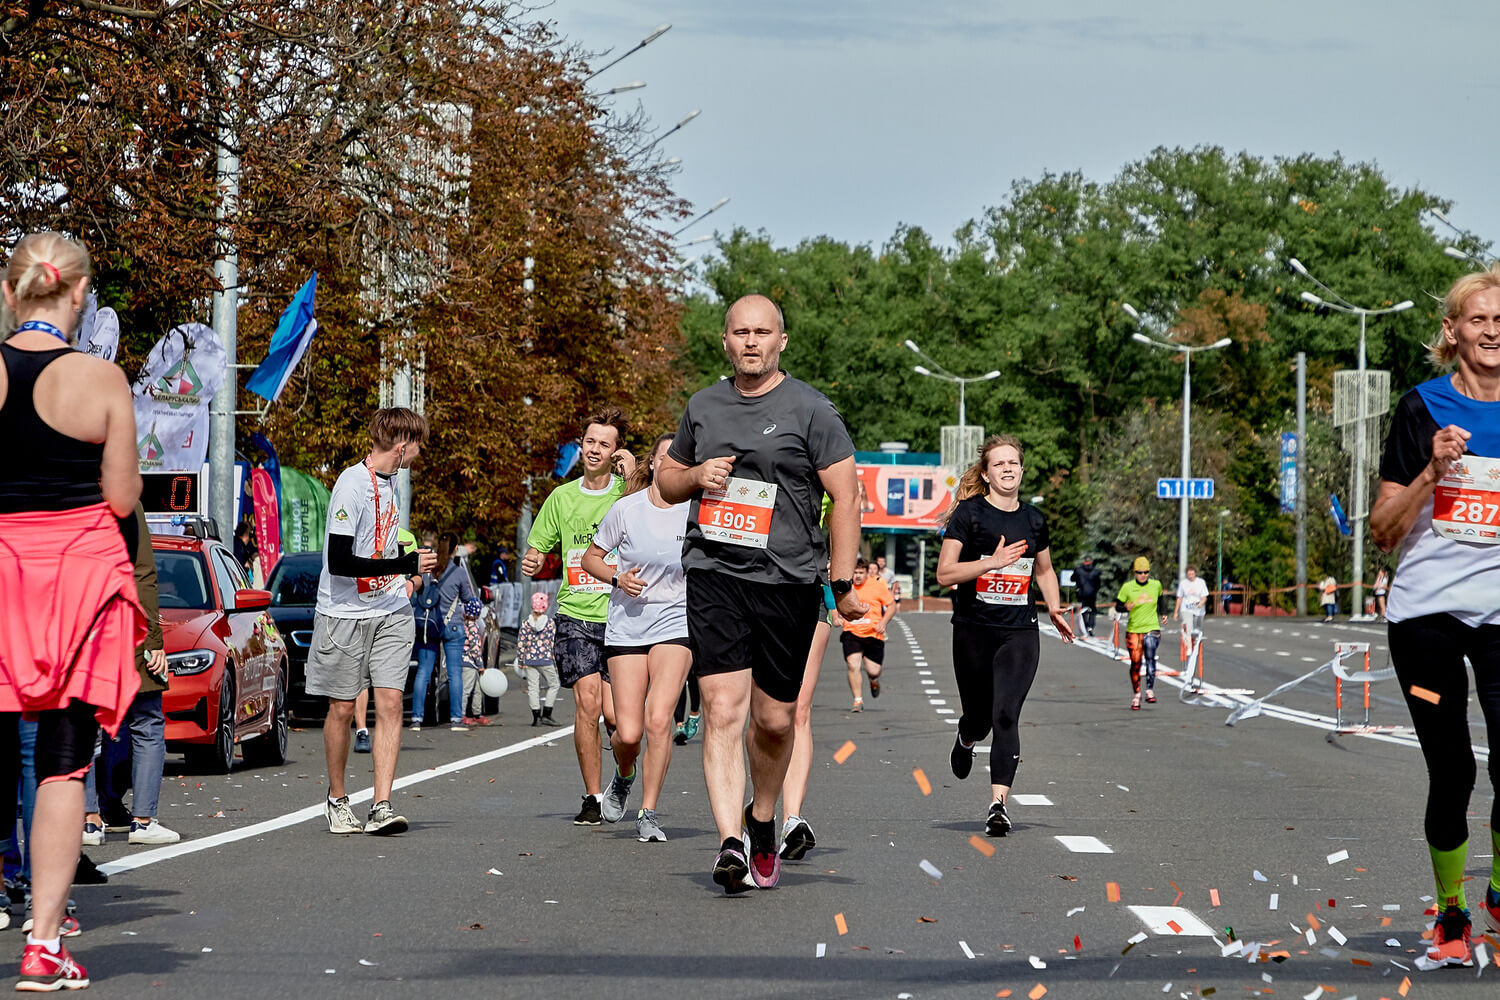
[153,532,290,773]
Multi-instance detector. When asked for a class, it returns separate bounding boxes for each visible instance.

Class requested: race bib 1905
[700,477,776,549]
[976,557,1034,605]
[1433,455,1500,544]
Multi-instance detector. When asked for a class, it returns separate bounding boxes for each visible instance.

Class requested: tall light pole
[905,339,1000,427]
[586,23,671,81]
[1122,302,1232,584]
[1216,508,1230,608]
[671,194,727,238]
[208,71,241,537]
[1289,259,1413,619]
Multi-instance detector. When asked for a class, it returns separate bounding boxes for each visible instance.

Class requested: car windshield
[154,551,214,610]
[268,557,321,607]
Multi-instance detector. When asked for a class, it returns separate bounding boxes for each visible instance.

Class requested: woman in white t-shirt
[581,433,693,843]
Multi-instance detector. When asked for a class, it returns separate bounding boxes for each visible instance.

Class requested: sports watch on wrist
[830,578,853,596]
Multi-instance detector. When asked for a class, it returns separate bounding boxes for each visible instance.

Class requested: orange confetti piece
[1399,974,1411,996]
[1306,913,1321,931]
[1166,920,1183,934]
[1351,958,1372,966]
[913,768,932,795]
[834,913,848,936]
[1028,985,1047,1000]
[1073,934,1082,951]
[1106,882,1121,902]
[996,992,1012,999]
[833,740,856,764]
[1409,685,1441,705]
[1380,916,1392,927]
[1170,880,1183,905]
[1209,888,1221,907]
[969,834,996,857]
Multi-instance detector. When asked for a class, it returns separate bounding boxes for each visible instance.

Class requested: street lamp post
[1289,259,1413,619]
[586,23,671,81]
[1216,508,1230,609]
[1122,302,1232,585]
[905,339,1000,427]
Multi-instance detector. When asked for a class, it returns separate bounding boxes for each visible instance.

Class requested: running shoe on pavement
[16,943,88,992]
[985,798,1012,838]
[870,678,881,698]
[127,819,180,846]
[779,815,817,861]
[673,722,688,746]
[850,699,863,713]
[20,914,79,938]
[601,769,636,823]
[408,721,422,733]
[712,839,753,894]
[1131,694,1141,711]
[743,804,781,889]
[1419,906,1473,969]
[636,808,666,842]
[325,795,362,835]
[1485,885,1500,934]
[449,720,469,732]
[364,800,408,836]
[80,823,103,848]
[684,715,700,741]
[950,731,975,780]
[353,730,372,754]
[573,795,602,826]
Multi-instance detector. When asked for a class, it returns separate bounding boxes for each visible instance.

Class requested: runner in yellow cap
[1115,556,1163,710]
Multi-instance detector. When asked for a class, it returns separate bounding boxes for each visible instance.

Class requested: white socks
[26,935,59,954]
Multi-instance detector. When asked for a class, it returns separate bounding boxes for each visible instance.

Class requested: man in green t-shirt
[522,408,635,826]
[1115,556,1163,710]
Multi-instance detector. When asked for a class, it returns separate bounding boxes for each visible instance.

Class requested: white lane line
[1011,794,1052,806]
[918,670,932,676]
[1276,651,1290,657]
[1056,835,1113,854]
[945,718,959,724]
[1127,905,1216,936]
[935,708,955,715]
[928,699,947,705]
[1302,656,1316,662]
[1233,643,1244,648]
[99,726,578,876]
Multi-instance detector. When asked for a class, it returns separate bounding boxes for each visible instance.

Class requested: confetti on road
[919,859,943,879]
[201,948,212,953]
[1409,685,1441,705]
[358,959,377,967]
[1270,893,1279,910]
[959,940,976,959]
[1327,926,1346,946]
[1302,987,1323,1000]
[1210,888,1221,907]
[969,835,996,857]
[833,740,856,764]
[815,943,826,958]
[1398,975,1411,996]
[1253,870,1268,881]
[1106,882,1121,902]
[1067,906,1086,917]
[835,913,848,936]
[1029,955,1046,969]
[912,768,932,795]
[1073,935,1082,952]
[1385,938,1401,947]
[1326,850,1349,865]
[1028,985,1047,1000]
[487,868,503,875]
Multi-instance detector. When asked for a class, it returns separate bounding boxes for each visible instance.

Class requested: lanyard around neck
[17,320,67,344]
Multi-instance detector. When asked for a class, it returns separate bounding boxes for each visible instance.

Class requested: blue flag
[246,273,318,402]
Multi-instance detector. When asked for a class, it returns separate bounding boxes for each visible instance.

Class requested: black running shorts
[554,614,609,689]
[686,570,821,703]
[839,631,885,664]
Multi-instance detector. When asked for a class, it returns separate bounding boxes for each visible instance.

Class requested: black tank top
[0,343,105,513]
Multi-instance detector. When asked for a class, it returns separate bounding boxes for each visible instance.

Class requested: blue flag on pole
[246,273,318,403]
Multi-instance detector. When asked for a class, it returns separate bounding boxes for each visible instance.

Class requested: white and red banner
[132,323,225,472]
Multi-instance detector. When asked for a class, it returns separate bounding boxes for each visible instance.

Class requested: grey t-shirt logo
[762,423,777,434]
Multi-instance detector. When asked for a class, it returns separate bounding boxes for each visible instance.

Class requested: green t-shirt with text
[527,476,625,623]
[1116,578,1163,634]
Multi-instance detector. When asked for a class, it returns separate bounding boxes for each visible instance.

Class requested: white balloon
[479,668,509,699]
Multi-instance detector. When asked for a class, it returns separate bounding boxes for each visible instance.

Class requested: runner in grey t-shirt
[581,434,694,842]
[657,294,866,894]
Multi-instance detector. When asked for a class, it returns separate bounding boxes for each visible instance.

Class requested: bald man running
[657,294,865,893]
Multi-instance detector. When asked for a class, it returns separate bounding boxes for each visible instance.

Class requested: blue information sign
[1156,477,1215,500]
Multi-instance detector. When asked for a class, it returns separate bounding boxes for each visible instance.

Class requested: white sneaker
[81,822,104,847]
[127,819,181,845]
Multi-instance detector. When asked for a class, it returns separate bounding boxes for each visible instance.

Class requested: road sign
[1156,477,1215,500]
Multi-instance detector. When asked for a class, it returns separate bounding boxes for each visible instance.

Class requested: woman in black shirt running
[1371,266,1500,971]
[937,435,1073,837]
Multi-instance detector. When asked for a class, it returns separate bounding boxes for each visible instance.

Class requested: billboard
[855,464,957,531]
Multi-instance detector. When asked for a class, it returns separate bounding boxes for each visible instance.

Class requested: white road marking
[1127,906,1217,937]
[98,726,579,876]
[918,670,932,676]
[1055,835,1113,854]
[1302,656,1316,662]
[1011,794,1052,806]
[1233,643,1244,648]
[935,708,955,714]
[1276,651,1290,657]
[928,699,947,705]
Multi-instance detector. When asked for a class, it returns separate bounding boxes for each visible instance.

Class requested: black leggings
[952,626,1040,787]
[673,672,700,724]
[0,701,100,812]
[1389,613,1500,852]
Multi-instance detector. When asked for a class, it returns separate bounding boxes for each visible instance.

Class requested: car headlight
[167,648,216,676]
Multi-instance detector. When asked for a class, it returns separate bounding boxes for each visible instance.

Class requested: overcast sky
[546,0,1499,265]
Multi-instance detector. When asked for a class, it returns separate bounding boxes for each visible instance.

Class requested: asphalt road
[53,612,1496,998]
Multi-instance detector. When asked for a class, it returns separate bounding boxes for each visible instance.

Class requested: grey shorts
[306,610,415,700]
[554,614,608,689]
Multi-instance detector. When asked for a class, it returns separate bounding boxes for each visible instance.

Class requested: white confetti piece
[1269,893,1278,910]
[1220,940,1240,957]
[1067,906,1086,917]
[1384,938,1401,947]
[1161,984,1171,993]
[1292,874,1299,885]
[1116,784,1129,791]
[487,868,503,876]
[898,995,913,999]
[325,969,336,975]
[959,940,976,959]
[201,947,213,953]
[1477,942,1489,971]
[1391,958,1410,970]
[1302,987,1323,1000]
[1253,870,1267,881]
[815,943,826,958]
[1328,926,1346,946]
[1383,904,1401,911]
[1304,928,1315,946]
[358,960,377,967]
[121,932,137,936]
[919,859,943,880]
[1262,973,1273,983]
[1030,956,1046,969]
[1327,850,1349,865]
[1127,932,1148,945]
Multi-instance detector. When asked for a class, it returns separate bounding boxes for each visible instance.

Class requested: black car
[265,551,323,717]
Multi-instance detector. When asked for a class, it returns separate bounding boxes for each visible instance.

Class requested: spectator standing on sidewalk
[518,593,561,726]
[1320,574,1339,622]
[1073,555,1102,637]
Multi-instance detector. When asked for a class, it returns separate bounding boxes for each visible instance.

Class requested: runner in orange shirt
[835,558,895,712]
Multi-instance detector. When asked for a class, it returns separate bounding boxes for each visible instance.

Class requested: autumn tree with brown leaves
[0,0,688,543]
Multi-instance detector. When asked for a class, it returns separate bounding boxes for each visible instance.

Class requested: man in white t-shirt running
[1173,565,1210,636]
[308,408,436,836]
